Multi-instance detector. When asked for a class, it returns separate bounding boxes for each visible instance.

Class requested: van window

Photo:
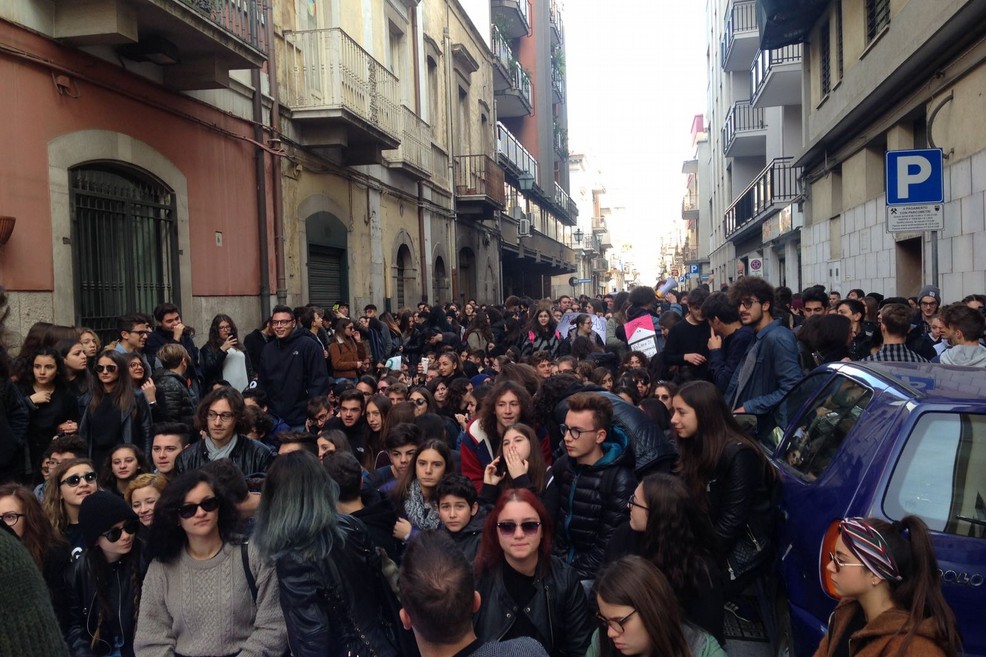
[885,413,986,539]
[780,376,872,482]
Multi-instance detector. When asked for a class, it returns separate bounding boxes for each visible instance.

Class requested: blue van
[757,362,986,657]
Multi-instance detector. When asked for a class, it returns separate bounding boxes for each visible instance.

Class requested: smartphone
[495,457,508,477]
[420,357,429,372]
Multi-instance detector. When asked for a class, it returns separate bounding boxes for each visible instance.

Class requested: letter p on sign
[886,149,944,205]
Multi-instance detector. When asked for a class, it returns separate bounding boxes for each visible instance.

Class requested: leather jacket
[275,515,416,657]
[706,442,773,557]
[474,556,593,657]
[174,434,274,476]
[63,550,146,657]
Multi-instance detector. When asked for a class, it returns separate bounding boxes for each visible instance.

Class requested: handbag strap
[241,542,258,603]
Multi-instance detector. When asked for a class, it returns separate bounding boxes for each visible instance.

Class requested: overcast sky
[564,0,708,283]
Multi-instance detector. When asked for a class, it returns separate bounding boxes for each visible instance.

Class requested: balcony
[431,145,450,189]
[283,28,401,163]
[720,0,758,72]
[724,158,803,240]
[491,25,514,84]
[591,257,609,273]
[495,61,534,117]
[496,122,539,182]
[454,155,506,216]
[549,1,564,44]
[383,106,432,180]
[53,0,267,89]
[751,44,803,109]
[594,228,613,249]
[553,182,578,221]
[492,0,530,39]
[682,191,699,220]
[551,66,565,104]
[721,100,766,157]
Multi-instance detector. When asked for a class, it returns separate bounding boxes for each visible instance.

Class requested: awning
[757,0,830,49]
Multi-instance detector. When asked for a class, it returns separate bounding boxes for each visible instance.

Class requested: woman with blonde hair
[125,472,168,528]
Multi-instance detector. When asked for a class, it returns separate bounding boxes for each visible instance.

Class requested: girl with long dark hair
[814,516,961,657]
[80,351,152,468]
[98,444,151,499]
[64,490,145,657]
[328,318,365,381]
[590,556,725,657]
[473,488,592,657]
[0,483,70,601]
[481,423,549,504]
[463,311,495,352]
[135,470,286,656]
[56,338,91,400]
[671,381,774,588]
[522,308,563,358]
[18,347,79,480]
[200,313,254,391]
[254,451,414,657]
[363,394,392,469]
[605,473,724,644]
[391,438,452,541]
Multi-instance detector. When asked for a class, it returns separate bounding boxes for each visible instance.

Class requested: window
[775,375,873,481]
[885,413,986,539]
[835,1,844,79]
[819,20,831,96]
[71,164,178,344]
[866,0,890,43]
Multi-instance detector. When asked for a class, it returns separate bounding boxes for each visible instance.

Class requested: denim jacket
[726,319,802,418]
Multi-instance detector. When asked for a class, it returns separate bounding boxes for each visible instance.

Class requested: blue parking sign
[886,149,943,205]
[689,264,699,274]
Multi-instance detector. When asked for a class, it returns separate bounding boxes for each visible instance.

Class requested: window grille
[866,0,890,43]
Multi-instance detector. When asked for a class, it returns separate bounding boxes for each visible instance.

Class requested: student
[392,439,452,540]
[813,516,961,657]
[367,423,423,496]
[323,451,402,561]
[436,474,485,563]
[149,422,189,481]
[933,303,986,366]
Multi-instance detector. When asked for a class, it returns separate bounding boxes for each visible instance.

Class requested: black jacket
[706,442,774,560]
[474,557,593,657]
[63,550,147,657]
[243,329,273,375]
[174,434,274,476]
[258,328,330,426]
[351,489,404,562]
[445,507,487,564]
[543,427,637,581]
[275,515,417,657]
[199,344,255,390]
[79,393,154,459]
[150,369,196,431]
[144,327,202,386]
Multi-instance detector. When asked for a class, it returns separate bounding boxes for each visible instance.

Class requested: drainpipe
[418,182,429,303]
[265,4,287,304]
[251,67,271,320]
[444,0,457,302]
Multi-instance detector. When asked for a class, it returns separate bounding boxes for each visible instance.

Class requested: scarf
[403,480,441,530]
[205,435,239,462]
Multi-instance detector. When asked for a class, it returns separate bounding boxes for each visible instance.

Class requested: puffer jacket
[544,428,637,580]
[275,515,417,657]
[150,369,196,430]
[521,327,563,358]
[474,556,593,657]
[258,328,330,426]
[812,599,948,657]
[63,550,147,657]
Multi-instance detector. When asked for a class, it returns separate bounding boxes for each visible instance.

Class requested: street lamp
[518,171,535,191]
[573,228,584,244]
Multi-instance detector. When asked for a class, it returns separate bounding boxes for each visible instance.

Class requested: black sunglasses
[95,364,119,373]
[410,398,428,406]
[496,520,541,536]
[60,471,97,487]
[101,518,140,543]
[178,496,220,519]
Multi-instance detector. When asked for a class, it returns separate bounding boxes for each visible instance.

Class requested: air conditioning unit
[518,216,531,237]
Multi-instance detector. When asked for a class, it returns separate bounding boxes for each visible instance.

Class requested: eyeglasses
[739,298,761,309]
[828,552,868,573]
[596,609,638,633]
[129,362,144,370]
[270,319,294,327]
[60,471,97,487]
[178,496,220,519]
[95,364,119,373]
[377,385,390,392]
[101,518,140,543]
[410,398,428,407]
[130,330,151,336]
[560,424,599,440]
[496,521,542,536]
[920,300,938,306]
[1,512,25,527]
[206,411,235,422]
[627,493,648,512]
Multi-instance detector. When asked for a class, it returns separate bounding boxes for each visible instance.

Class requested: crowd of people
[0,279,968,657]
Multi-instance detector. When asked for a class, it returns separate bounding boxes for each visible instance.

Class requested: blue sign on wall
[885,149,944,205]
[689,264,699,274]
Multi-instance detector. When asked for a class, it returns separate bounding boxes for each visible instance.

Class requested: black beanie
[79,491,138,547]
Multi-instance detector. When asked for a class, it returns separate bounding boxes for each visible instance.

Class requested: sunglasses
[496,520,541,536]
[102,518,140,543]
[61,471,98,487]
[178,496,220,519]
[95,364,119,373]
[410,398,428,406]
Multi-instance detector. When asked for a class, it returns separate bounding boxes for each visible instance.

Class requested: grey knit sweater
[134,542,287,657]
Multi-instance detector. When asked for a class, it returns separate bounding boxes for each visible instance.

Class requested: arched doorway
[71,163,178,344]
[458,247,476,303]
[306,211,348,308]
[433,256,448,305]
[396,244,413,308]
